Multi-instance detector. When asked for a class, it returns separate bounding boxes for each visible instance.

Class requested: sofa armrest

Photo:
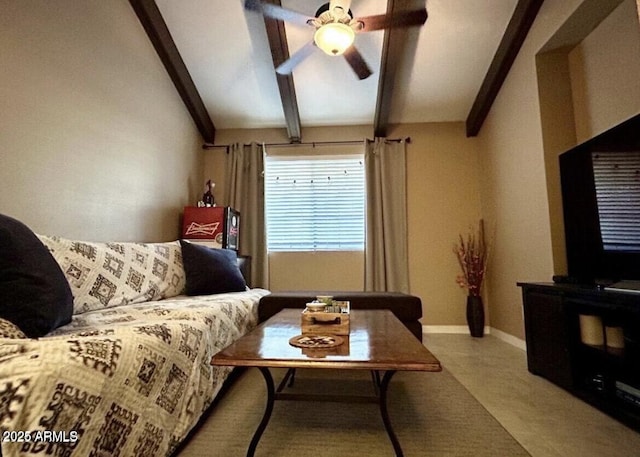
[237,255,251,287]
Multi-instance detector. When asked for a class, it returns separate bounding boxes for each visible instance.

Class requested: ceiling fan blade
[275,40,317,75]
[244,0,314,27]
[355,8,428,32]
[343,46,372,80]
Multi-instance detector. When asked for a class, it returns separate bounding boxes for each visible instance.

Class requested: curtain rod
[202,137,411,150]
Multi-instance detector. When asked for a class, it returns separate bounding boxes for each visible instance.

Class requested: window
[265,153,365,252]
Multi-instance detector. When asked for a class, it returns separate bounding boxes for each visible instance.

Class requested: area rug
[178,367,531,456]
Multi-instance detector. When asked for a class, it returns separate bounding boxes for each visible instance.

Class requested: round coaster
[289,334,344,348]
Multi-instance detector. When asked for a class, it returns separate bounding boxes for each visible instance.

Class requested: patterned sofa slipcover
[0,236,269,457]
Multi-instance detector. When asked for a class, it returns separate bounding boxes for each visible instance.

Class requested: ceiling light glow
[314,22,355,56]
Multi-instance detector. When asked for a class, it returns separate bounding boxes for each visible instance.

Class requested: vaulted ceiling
[130,0,543,143]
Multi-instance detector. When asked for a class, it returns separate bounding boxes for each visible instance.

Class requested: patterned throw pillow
[0,317,27,339]
[38,236,186,315]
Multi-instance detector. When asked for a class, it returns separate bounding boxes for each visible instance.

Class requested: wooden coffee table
[211,308,442,456]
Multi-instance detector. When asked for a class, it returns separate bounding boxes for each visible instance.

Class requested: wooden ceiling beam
[262,0,302,143]
[465,0,544,137]
[129,0,216,144]
[374,0,425,138]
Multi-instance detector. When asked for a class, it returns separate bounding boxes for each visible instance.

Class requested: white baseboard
[422,325,526,351]
[490,327,527,350]
[422,325,489,334]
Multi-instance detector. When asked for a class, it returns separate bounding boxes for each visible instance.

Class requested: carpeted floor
[179,367,530,456]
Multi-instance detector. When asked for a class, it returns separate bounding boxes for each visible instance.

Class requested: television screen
[560,113,640,283]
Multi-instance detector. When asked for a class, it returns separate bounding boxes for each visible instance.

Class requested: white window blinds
[592,151,640,251]
[265,153,365,252]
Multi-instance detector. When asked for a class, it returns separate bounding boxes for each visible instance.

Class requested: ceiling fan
[245,0,428,80]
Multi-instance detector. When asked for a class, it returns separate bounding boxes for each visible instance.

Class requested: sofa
[0,214,269,457]
[259,291,424,341]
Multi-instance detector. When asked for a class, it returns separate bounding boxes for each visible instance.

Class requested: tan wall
[478,0,640,339]
[207,123,481,325]
[388,123,482,326]
[0,0,202,242]
[569,0,640,143]
[536,50,577,276]
[269,252,365,291]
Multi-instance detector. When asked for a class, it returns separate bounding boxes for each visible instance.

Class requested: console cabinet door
[522,290,573,389]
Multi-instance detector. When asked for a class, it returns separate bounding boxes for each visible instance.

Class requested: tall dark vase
[466,295,485,337]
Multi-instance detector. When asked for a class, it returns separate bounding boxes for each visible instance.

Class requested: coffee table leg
[379,370,403,457]
[247,367,275,457]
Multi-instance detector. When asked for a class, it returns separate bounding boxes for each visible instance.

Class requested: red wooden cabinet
[182,206,240,250]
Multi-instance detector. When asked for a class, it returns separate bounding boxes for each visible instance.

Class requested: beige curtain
[364,138,409,292]
[225,142,268,288]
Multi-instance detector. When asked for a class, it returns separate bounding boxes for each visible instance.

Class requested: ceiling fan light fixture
[314,22,355,56]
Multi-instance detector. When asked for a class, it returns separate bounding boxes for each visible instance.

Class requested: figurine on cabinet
[202,179,215,207]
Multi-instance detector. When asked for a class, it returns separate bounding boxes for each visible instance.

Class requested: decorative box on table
[182,206,239,250]
[301,302,350,336]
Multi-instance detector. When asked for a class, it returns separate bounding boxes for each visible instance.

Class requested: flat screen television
[560,113,640,284]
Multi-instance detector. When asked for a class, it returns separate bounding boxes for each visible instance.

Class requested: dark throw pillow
[180,240,247,296]
[0,214,74,337]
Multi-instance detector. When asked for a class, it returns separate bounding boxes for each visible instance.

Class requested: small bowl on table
[316,295,334,305]
[305,302,328,313]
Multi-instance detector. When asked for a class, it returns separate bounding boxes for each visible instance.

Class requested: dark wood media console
[518,282,640,431]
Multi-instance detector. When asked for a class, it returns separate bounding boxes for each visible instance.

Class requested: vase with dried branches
[453,219,489,337]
